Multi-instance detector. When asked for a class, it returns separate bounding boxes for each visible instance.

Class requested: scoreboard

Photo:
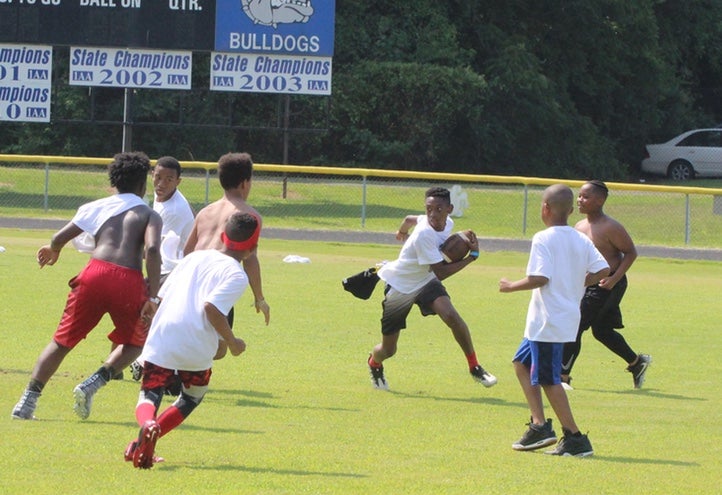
[0,1,215,50]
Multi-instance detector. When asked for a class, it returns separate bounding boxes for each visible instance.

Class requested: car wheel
[667,160,694,181]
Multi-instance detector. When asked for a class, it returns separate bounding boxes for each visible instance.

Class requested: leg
[514,360,545,425]
[430,295,474,355]
[30,340,73,385]
[591,324,637,364]
[431,294,496,386]
[372,332,400,363]
[157,385,207,438]
[105,343,144,373]
[12,340,72,419]
[542,384,579,433]
[561,329,583,378]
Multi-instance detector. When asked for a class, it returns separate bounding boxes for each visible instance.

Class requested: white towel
[72,193,148,235]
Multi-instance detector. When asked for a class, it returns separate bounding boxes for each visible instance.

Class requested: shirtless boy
[561,180,651,389]
[184,153,269,356]
[12,151,162,420]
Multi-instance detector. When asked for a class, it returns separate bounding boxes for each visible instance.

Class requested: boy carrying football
[367,186,497,391]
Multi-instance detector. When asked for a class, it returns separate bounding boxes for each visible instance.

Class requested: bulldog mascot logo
[241,0,315,28]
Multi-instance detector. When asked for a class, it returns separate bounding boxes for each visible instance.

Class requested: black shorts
[579,274,627,331]
[380,279,448,335]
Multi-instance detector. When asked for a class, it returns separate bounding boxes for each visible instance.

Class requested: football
[439,230,473,263]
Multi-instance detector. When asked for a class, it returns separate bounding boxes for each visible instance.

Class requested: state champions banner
[212,0,335,95]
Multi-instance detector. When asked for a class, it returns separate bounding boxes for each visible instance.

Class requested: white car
[641,128,722,180]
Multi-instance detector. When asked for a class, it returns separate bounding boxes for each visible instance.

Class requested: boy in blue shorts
[499,184,609,457]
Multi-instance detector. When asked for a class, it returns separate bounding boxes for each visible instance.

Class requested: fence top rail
[3,154,722,196]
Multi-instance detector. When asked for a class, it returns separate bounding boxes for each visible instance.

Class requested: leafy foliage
[2,1,722,180]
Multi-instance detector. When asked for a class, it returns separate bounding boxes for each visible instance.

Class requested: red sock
[135,402,156,426]
[368,355,383,368]
[466,352,479,369]
[156,405,185,438]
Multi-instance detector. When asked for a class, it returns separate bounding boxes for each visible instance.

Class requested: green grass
[1,229,720,494]
[3,165,722,248]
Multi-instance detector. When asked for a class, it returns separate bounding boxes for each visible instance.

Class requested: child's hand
[229,337,246,356]
[499,278,513,292]
[37,245,60,268]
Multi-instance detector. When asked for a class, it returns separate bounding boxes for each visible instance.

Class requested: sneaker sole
[371,379,389,391]
[10,413,36,420]
[548,450,594,457]
[512,437,558,451]
[72,386,90,420]
[472,375,498,388]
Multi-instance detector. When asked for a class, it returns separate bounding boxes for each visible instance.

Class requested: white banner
[0,44,52,123]
[69,47,192,90]
[210,52,331,95]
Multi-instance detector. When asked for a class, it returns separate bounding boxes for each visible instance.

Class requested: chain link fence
[2,155,722,249]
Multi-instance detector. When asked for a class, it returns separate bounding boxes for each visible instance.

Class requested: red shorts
[53,258,149,349]
[142,361,212,390]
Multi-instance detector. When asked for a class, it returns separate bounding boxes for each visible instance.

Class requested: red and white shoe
[132,420,162,469]
[124,440,165,465]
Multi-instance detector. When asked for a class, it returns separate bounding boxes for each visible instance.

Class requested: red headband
[220,220,261,251]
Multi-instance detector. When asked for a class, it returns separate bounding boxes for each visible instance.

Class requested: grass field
[1,229,720,494]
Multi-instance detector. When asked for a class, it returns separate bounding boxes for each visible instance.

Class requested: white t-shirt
[378,215,453,294]
[524,226,609,343]
[141,250,248,371]
[153,189,195,274]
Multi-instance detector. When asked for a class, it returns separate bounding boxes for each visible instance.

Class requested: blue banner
[215,0,335,56]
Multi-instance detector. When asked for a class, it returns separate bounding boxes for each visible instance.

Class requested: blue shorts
[512,339,563,386]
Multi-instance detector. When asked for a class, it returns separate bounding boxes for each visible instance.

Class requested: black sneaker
[470,365,497,387]
[512,418,557,451]
[368,355,388,390]
[627,354,651,389]
[545,429,593,457]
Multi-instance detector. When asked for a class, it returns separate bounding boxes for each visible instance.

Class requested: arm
[140,212,163,324]
[586,267,610,287]
[430,230,480,281]
[396,215,419,242]
[599,225,637,290]
[183,220,199,256]
[499,275,549,293]
[204,302,246,356]
[243,250,270,325]
[36,222,83,268]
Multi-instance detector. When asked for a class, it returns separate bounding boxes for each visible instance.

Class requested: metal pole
[361,176,367,228]
[122,88,133,152]
[522,185,528,235]
[685,194,690,244]
[44,162,50,211]
[205,169,210,205]
[282,95,290,199]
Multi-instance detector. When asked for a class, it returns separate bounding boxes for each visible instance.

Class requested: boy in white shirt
[499,184,609,457]
[367,187,497,390]
[125,156,195,385]
[152,156,195,281]
[124,212,259,469]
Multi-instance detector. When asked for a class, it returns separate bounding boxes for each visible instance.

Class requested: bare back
[186,196,261,252]
[93,205,162,271]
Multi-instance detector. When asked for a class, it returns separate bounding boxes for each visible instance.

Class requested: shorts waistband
[88,257,142,275]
